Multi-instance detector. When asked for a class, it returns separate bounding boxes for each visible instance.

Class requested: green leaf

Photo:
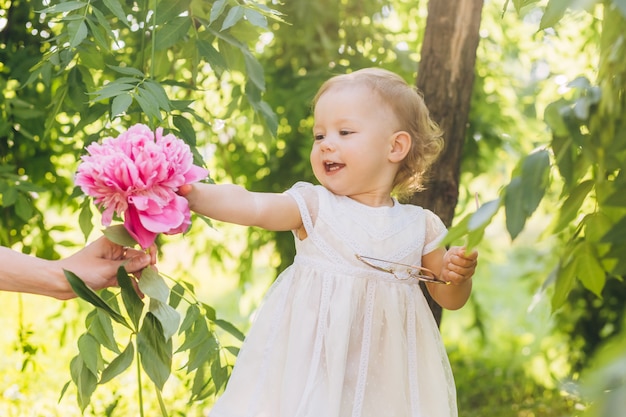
[539,0,570,30]
[520,149,550,215]
[243,8,268,29]
[178,304,200,335]
[102,0,129,27]
[214,318,245,342]
[551,260,576,311]
[68,20,88,48]
[137,313,173,390]
[135,89,163,121]
[117,267,144,330]
[187,330,218,372]
[468,198,501,231]
[155,16,192,50]
[211,356,229,391]
[173,115,197,146]
[77,333,102,377]
[141,80,171,111]
[111,93,132,118]
[169,282,185,309]
[504,177,526,240]
[441,214,470,247]
[15,193,33,222]
[551,180,594,234]
[99,342,134,384]
[210,0,228,24]
[601,215,626,244]
[154,0,192,25]
[574,242,606,297]
[148,298,180,341]
[107,64,145,77]
[90,81,136,102]
[86,309,120,354]
[139,267,170,302]
[221,5,244,31]
[177,313,209,352]
[64,270,131,328]
[197,39,228,70]
[78,198,94,241]
[70,356,98,412]
[243,51,266,91]
[38,1,87,14]
[102,224,138,247]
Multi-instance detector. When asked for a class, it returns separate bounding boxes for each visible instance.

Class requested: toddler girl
[180,67,478,417]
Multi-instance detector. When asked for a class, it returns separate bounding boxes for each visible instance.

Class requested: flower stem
[136,340,145,417]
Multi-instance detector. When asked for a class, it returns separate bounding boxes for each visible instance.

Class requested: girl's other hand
[441,246,478,285]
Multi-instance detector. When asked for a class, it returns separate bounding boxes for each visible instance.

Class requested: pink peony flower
[75,123,208,248]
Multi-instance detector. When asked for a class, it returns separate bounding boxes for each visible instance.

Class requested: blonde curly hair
[313,68,443,198]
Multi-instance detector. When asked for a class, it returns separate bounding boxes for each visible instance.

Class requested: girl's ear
[388,131,411,163]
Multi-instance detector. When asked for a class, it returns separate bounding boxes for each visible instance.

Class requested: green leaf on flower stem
[191,362,216,402]
[211,355,229,392]
[86,309,120,354]
[102,224,138,247]
[178,304,201,335]
[177,313,210,353]
[169,282,185,310]
[117,267,144,330]
[149,298,180,341]
[185,324,217,372]
[137,313,173,390]
[77,333,102,377]
[64,270,131,329]
[99,341,134,384]
[139,267,169,302]
[214,319,245,342]
[78,198,93,241]
[70,355,98,412]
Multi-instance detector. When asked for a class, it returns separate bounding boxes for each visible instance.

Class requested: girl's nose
[319,138,335,152]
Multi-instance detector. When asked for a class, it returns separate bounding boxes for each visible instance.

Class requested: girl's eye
[314,134,325,141]
[339,130,352,136]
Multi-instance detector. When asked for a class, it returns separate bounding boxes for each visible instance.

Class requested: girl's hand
[441,246,478,285]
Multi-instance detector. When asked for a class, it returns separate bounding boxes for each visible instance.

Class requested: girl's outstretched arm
[179,183,303,232]
[422,246,478,310]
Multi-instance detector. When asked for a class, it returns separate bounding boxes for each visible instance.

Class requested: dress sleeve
[423,209,447,255]
[284,182,319,237]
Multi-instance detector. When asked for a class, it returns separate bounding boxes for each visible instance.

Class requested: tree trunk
[412,0,484,326]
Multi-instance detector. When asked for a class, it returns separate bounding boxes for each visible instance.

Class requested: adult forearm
[0,247,70,299]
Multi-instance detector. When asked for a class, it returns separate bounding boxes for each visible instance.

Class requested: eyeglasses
[355,255,449,285]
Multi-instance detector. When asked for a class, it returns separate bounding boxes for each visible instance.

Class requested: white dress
[210,182,457,417]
